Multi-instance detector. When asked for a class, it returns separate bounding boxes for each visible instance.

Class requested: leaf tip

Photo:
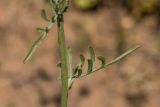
[23,56,29,64]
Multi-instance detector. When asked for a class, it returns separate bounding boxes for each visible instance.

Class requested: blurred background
[0,0,160,107]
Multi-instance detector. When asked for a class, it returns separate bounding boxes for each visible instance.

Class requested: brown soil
[0,0,160,107]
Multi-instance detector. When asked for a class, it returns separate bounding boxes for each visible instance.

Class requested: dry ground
[0,0,160,107]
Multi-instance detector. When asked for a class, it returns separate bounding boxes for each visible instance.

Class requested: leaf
[60,0,69,13]
[97,56,106,67]
[87,46,95,74]
[24,14,56,64]
[50,0,57,11]
[104,45,141,67]
[72,67,78,76]
[71,54,84,78]
[23,32,47,63]
[36,27,46,33]
[77,69,82,77]
[79,45,140,78]
[89,46,95,62]
[41,9,50,22]
[72,67,79,78]
[87,59,93,74]
[79,54,85,68]
[73,68,82,78]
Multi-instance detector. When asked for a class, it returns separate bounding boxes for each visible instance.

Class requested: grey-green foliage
[24,0,69,63]
[23,12,56,63]
[24,1,140,107]
[24,0,140,89]
[59,45,140,89]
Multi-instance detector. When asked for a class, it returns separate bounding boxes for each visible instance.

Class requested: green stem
[57,14,68,107]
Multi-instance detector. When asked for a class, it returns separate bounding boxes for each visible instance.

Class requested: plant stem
[57,14,68,107]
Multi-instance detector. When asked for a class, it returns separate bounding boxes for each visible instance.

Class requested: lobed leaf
[77,69,82,77]
[89,46,95,62]
[104,45,141,67]
[87,59,93,74]
[41,9,50,22]
[60,0,69,13]
[36,27,46,33]
[80,45,140,77]
[72,67,79,78]
[73,70,82,78]
[23,32,47,63]
[24,14,56,64]
[97,56,106,67]
[79,54,85,68]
